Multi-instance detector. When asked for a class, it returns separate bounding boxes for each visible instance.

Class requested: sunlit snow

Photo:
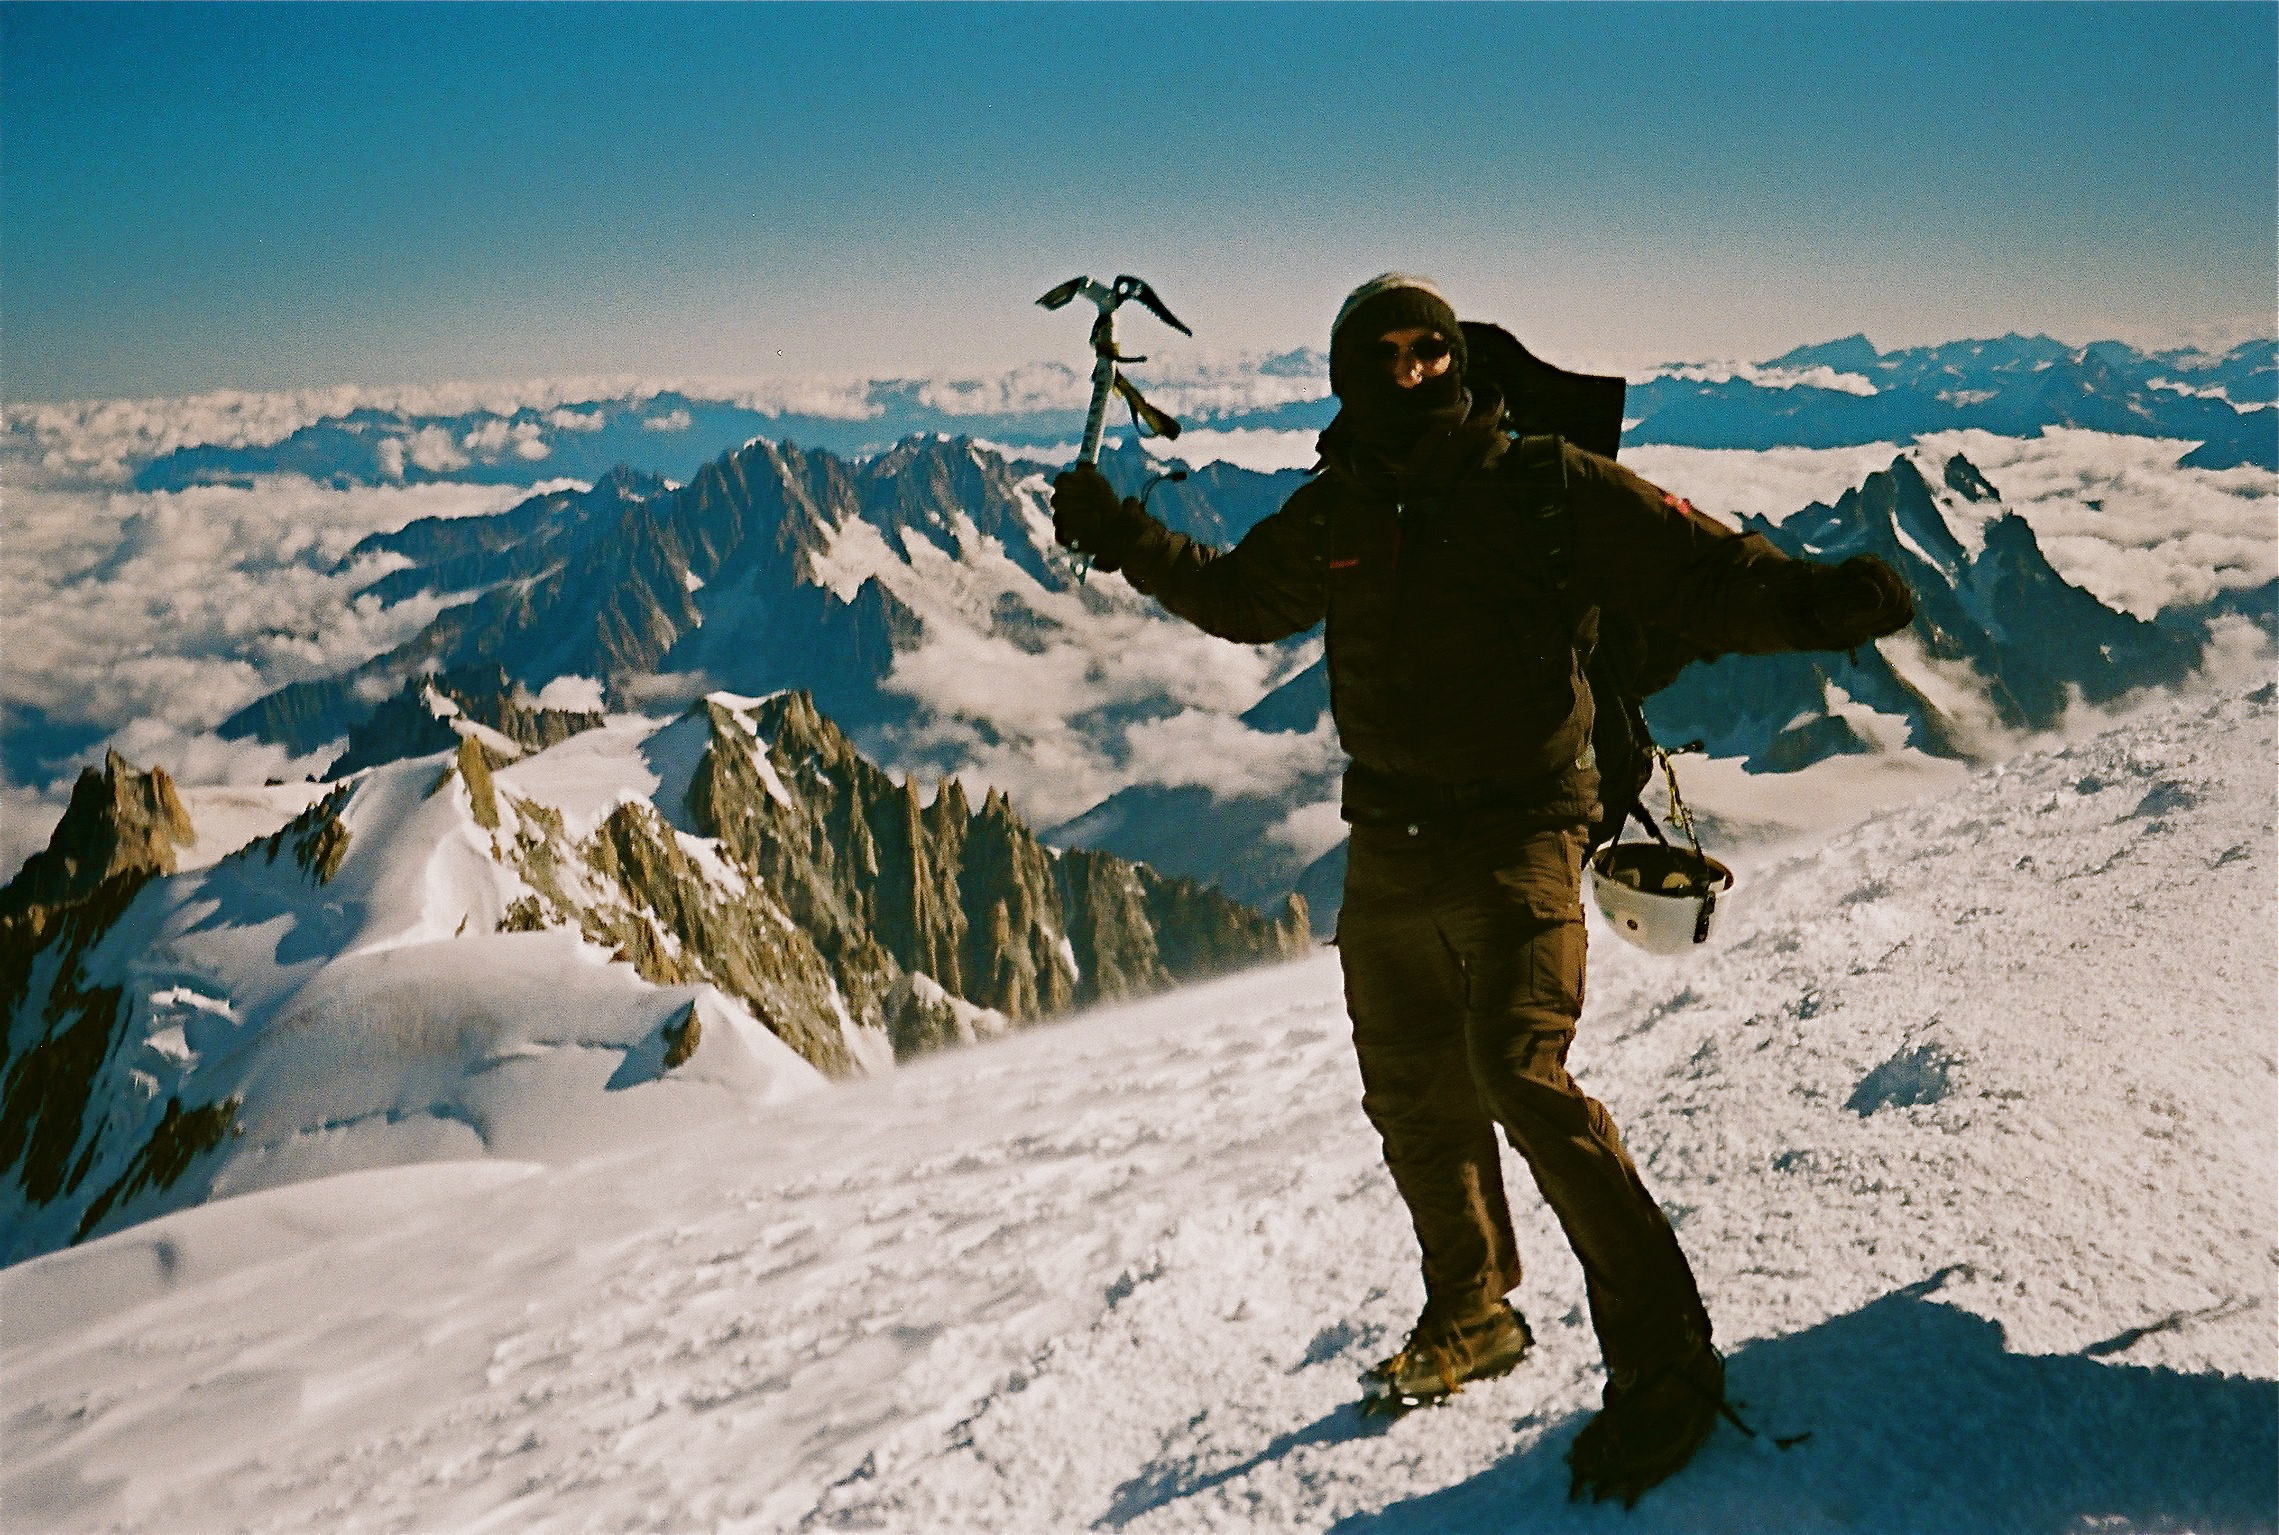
[5,688,2270,1533]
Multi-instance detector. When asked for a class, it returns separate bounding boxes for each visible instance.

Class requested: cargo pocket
[1487,828,1588,1016]
[1520,915,1587,1017]
[1485,826,1587,924]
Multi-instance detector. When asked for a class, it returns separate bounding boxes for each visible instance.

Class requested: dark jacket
[1115,390,1851,827]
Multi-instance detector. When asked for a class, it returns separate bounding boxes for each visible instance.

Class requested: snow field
[2,688,2273,1532]
[1,721,841,1263]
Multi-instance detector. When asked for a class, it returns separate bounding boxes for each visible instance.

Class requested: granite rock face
[0,753,194,920]
[491,688,1311,1075]
[679,691,1311,1032]
[0,760,219,1251]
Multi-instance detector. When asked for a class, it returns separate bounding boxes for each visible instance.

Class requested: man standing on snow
[1048,273,1914,1505]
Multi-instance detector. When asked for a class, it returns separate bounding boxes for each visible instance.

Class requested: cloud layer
[0,472,539,876]
[1629,430,2276,620]
[0,353,1334,492]
[3,371,2266,888]
[1907,428,2277,618]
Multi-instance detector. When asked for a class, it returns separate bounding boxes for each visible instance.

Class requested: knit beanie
[1329,273,1467,400]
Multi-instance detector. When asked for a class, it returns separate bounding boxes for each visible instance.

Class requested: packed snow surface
[4,690,2273,1533]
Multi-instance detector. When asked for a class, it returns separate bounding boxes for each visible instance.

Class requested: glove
[1050,465,1147,573]
[1804,554,1915,649]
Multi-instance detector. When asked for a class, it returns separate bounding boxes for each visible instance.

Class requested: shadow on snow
[1098,1400,1400,1530]
[1326,1274,2277,1534]
[1097,1272,2276,1533]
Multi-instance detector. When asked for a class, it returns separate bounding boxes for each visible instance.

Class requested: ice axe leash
[1036,274,1192,581]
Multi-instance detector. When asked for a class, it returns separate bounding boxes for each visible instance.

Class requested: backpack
[1461,321,1703,851]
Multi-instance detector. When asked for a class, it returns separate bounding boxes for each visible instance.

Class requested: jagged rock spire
[0,752,195,920]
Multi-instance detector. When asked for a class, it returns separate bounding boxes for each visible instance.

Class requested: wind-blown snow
[6,688,2270,1533]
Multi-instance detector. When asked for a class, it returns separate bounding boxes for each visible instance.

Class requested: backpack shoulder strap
[1509,432,1578,606]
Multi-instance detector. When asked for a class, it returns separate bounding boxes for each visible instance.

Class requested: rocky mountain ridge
[1648,450,2213,764]
[324,663,609,778]
[0,690,1307,1264]
[220,434,1108,758]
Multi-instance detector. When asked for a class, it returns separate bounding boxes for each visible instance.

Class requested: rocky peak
[1886,456,1971,577]
[1943,454,2002,503]
[0,753,195,919]
[683,690,1308,1048]
[598,463,667,500]
[327,666,607,779]
[1764,333,1882,375]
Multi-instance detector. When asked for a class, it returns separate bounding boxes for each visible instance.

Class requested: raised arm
[1051,465,1329,644]
[1556,444,1913,654]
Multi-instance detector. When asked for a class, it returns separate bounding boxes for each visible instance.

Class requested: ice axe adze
[1036,274,1191,468]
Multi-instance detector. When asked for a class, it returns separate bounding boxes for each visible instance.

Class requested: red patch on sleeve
[1329,557,1361,570]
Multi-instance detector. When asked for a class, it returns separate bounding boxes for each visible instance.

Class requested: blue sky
[3,2,2273,401]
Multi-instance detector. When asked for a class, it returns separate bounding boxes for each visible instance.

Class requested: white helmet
[1589,840,1735,955]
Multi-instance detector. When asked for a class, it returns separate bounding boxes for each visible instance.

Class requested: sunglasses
[1370,334,1453,368]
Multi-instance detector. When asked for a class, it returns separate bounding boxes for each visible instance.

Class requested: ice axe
[1036,274,1191,468]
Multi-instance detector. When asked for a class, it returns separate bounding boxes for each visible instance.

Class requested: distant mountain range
[6,328,2273,1262]
[196,419,2271,931]
[121,334,2275,491]
[1627,335,2275,469]
[213,436,1302,758]
[8,332,2269,1266]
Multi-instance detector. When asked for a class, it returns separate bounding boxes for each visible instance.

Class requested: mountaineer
[1048,273,1915,1505]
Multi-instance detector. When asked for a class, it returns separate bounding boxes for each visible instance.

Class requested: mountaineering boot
[1566,1333,1728,1507]
[1359,1298,1534,1412]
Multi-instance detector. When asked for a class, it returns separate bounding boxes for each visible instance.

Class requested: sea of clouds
[0,467,549,875]
[2,367,2270,883]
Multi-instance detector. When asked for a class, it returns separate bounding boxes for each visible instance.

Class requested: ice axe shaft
[1081,330,1119,466]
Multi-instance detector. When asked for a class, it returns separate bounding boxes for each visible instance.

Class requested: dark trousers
[1338,816,1711,1376]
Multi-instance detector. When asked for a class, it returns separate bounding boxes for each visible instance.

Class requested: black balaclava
[1327,273,1470,465]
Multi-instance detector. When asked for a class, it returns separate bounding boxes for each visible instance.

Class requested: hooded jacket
[1114,387,1843,826]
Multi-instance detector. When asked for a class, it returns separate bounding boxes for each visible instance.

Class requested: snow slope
[3,688,2272,1533]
